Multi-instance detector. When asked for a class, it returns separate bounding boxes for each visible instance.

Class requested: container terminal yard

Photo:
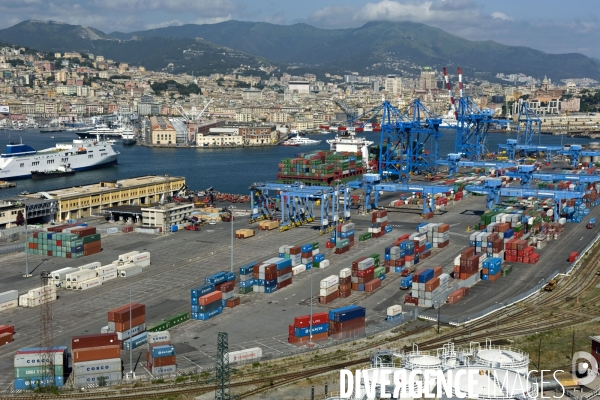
[2,96,600,398]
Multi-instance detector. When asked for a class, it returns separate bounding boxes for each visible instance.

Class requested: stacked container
[18,285,56,308]
[26,228,101,258]
[504,239,540,264]
[147,344,176,377]
[350,256,375,291]
[0,325,14,346]
[105,303,146,343]
[217,281,236,307]
[319,275,339,304]
[447,287,469,304]
[277,150,364,186]
[386,305,403,321]
[0,290,18,312]
[369,210,388,238]
[409,267,450,307]
[239,262,255,294]
[71,333,122,387]
[328,305,366,340]
[288,312,329,345]
[191,285,222,321]
[424,223,450,248]
[481,257,502,281]
[339,268,352,298]
[14,346,67,389]
[253,258,292,294]
[454,247,483,284]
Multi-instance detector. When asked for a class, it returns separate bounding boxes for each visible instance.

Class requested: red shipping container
[0,332,13,346]
[277,278,292,289]
[356,266,375,278]
[351,283,359,291]
[149,355,177,367]
[72,345,120,362]
[339,276,351,285]
[438,240,449,249]
[425,277,440,292]
[288,332,329,344]
[108,303,145,323]
[301,251,312,258]
[319,291,339,304]
[277,266,293,277]
[226,297,240,308]
[113,314,146,332]
[294,312,330,328]
[351,257,367,270]
[71,227,98,238]
[330,317,366,333]
[365,278,382,292]
[218,281,235,293]
[397,234,410,241]
[72,333,119,350]
[288,324,295,336]
[453,265,460,277]
[339,283,352,292]
[198,291,222,306]
[339,289,352,298]
[289,246,301,255]
[0,325,14,335]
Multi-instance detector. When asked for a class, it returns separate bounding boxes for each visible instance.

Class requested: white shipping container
[147,331,170,345]
[73,358,122,376]
[100,271,118,283]
[100,326,110,334]
[0,298,18,312]
[222,290,235,300]
[118,251,140,263]
[52,267,79,281]
[79,262,101,271]
[439,273,450,285]
[228,347,263,364]
[119,265,143,278]
[116,323,146,341]
[277,272,292,283]
[358,258,375,270]
[151,365,176,376]
[74,372,122,386]
[79,277,103,291]
[292,265,306,275]
[97,264,118,276]
[131,252,151,267]
[19,294,29,307]
[319,285,339,297]
[27,292,57,307]
[319,275,339,289]
[67,269,96,282]
[0,290,18,304]
[319,260,330,269]
[386,305,403,317]
[312,248,320,255]
[339,268,352,279]
[14,352,64,368]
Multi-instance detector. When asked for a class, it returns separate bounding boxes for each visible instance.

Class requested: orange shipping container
[0,332,13,346]
[113,314,146,332]
[72,345,120,362]
[199,291,222,306]
[425,277,440,292]
[437,223,449,233]
[432,266,443,278]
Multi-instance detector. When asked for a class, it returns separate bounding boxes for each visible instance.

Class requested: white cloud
[491,11,513,21]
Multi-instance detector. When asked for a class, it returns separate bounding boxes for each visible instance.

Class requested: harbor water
[0,129,593,197]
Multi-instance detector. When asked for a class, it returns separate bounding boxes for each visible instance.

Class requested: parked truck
[587,217,596,229]
[400,275,413,290]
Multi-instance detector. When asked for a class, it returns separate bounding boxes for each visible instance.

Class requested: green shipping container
[239,286,253,295]
[335,239,350,248]
[14,365,63,379]
[359,232,372,241]
[369,254,381,267]
[83,234,101,244]
[374,266,385,278]
[147,321,171,332]
[167,312,189,326]
[501,265,513,276]
[311,242,319,250]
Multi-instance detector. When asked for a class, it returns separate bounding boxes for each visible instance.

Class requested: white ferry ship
[326,130,373,163]
[0,139,119,180]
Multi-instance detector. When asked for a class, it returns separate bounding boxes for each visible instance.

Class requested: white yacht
[281,134,321,146]
[75,124,127,139]
[440,110,458,128]
[0,139,119,180]
[121,127,136,145]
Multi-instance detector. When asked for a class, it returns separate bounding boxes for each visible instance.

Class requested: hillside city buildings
[1,45,599,141]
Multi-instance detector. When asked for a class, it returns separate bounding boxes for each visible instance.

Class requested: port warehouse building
[24,175,185,222]
[194,121,278,146]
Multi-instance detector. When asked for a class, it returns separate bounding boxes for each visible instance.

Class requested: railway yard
[1,182,600,398]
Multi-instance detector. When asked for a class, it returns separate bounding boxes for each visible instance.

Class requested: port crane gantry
[558,144,600,169]
[505,164,600,189]
[437,153,517,177]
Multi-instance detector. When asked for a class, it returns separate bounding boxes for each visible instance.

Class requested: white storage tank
[442,367,536,399]
[472,341,530,375]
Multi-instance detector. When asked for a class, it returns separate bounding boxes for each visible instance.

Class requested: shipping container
[151,364,176,376]
[0,299,18,312]
[228,347,262,363]
[130,252,151,267]
[66,269,96,282]
[100,271,118,283]
[74,372,121,386]
[14,351,65,367]
[97,264,118,276]
[72,358,122,376]
[108,303,145,323]
[123,332,148,351]
[294,312,329,328]
[118,251,140,263]
[119,264,143,277]
[78,276,102,290]
[14,365,63,379]
[72,345,121,363]
[116,324,146,341]
[72,333,118,350]
[14,376,64,390]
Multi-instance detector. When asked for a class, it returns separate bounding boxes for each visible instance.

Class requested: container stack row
[405,267,450,307]
[18,285,56,308]
[0,290,18,313]
[14,346,67,389]
[417,222,451,248]
[71,333,122,387]
[103,303,146,345]
[454,247,485,283]
[369,210,391,238]
[480,257,503,281]
[386,305,403,321]
[447,287,470,304]
[277,150,364,186]
[288,312,329,345]
[350,254,386,292]
[146,344,176,377]
[328,305,366,340]
[239,262,255,295]
[319,275,340,304]
[331,223,355,254]
[0,325,14,346]
[146,312,189,332]
[253,257,292,293]
[190,284,222,321]
[504,239,540,264]
[27,226,101,258]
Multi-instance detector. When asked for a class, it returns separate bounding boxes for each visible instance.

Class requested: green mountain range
[1,20,599,80]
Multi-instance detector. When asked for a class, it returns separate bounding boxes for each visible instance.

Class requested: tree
[16,210,25,226]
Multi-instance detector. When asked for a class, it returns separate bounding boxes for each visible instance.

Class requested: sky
[0,0,598,59]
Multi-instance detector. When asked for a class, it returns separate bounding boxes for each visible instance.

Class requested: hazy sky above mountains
[0,0,598,58]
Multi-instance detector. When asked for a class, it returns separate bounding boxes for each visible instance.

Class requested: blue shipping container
[192,307,222,321]
[301,244,313,252]
[314,253,325,263]
[225,272,236,282]
[206,272,227,285]
[151,345,176,358]
[265,285,278,294]
[293,323,329,337]
[191,301,221,313]
[191,283,215,298]
[385,225,393,233]
[395,266,404,273]
[332,306,366,323]
[418,269,434,283]
[239,279,254,288]
[239,263,256,275]
[123,332,147,351]
[400,276,412,288]
[14,377,64,390]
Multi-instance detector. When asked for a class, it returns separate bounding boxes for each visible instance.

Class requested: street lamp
[309,264,314,346]
[229,206,234,273]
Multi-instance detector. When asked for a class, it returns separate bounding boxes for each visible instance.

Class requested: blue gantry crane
[437,153,518,176]
[497,100,562,162]
[348,174,453,214]
[558,145,600,169]
[345,99,442,181]
[443,67,509,160]
[465,178,585,221]
[505,164,600,189]
[249,182,351,234]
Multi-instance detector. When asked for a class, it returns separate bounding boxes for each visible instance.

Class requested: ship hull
[122,139,136,145]
[32,170,76,180]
